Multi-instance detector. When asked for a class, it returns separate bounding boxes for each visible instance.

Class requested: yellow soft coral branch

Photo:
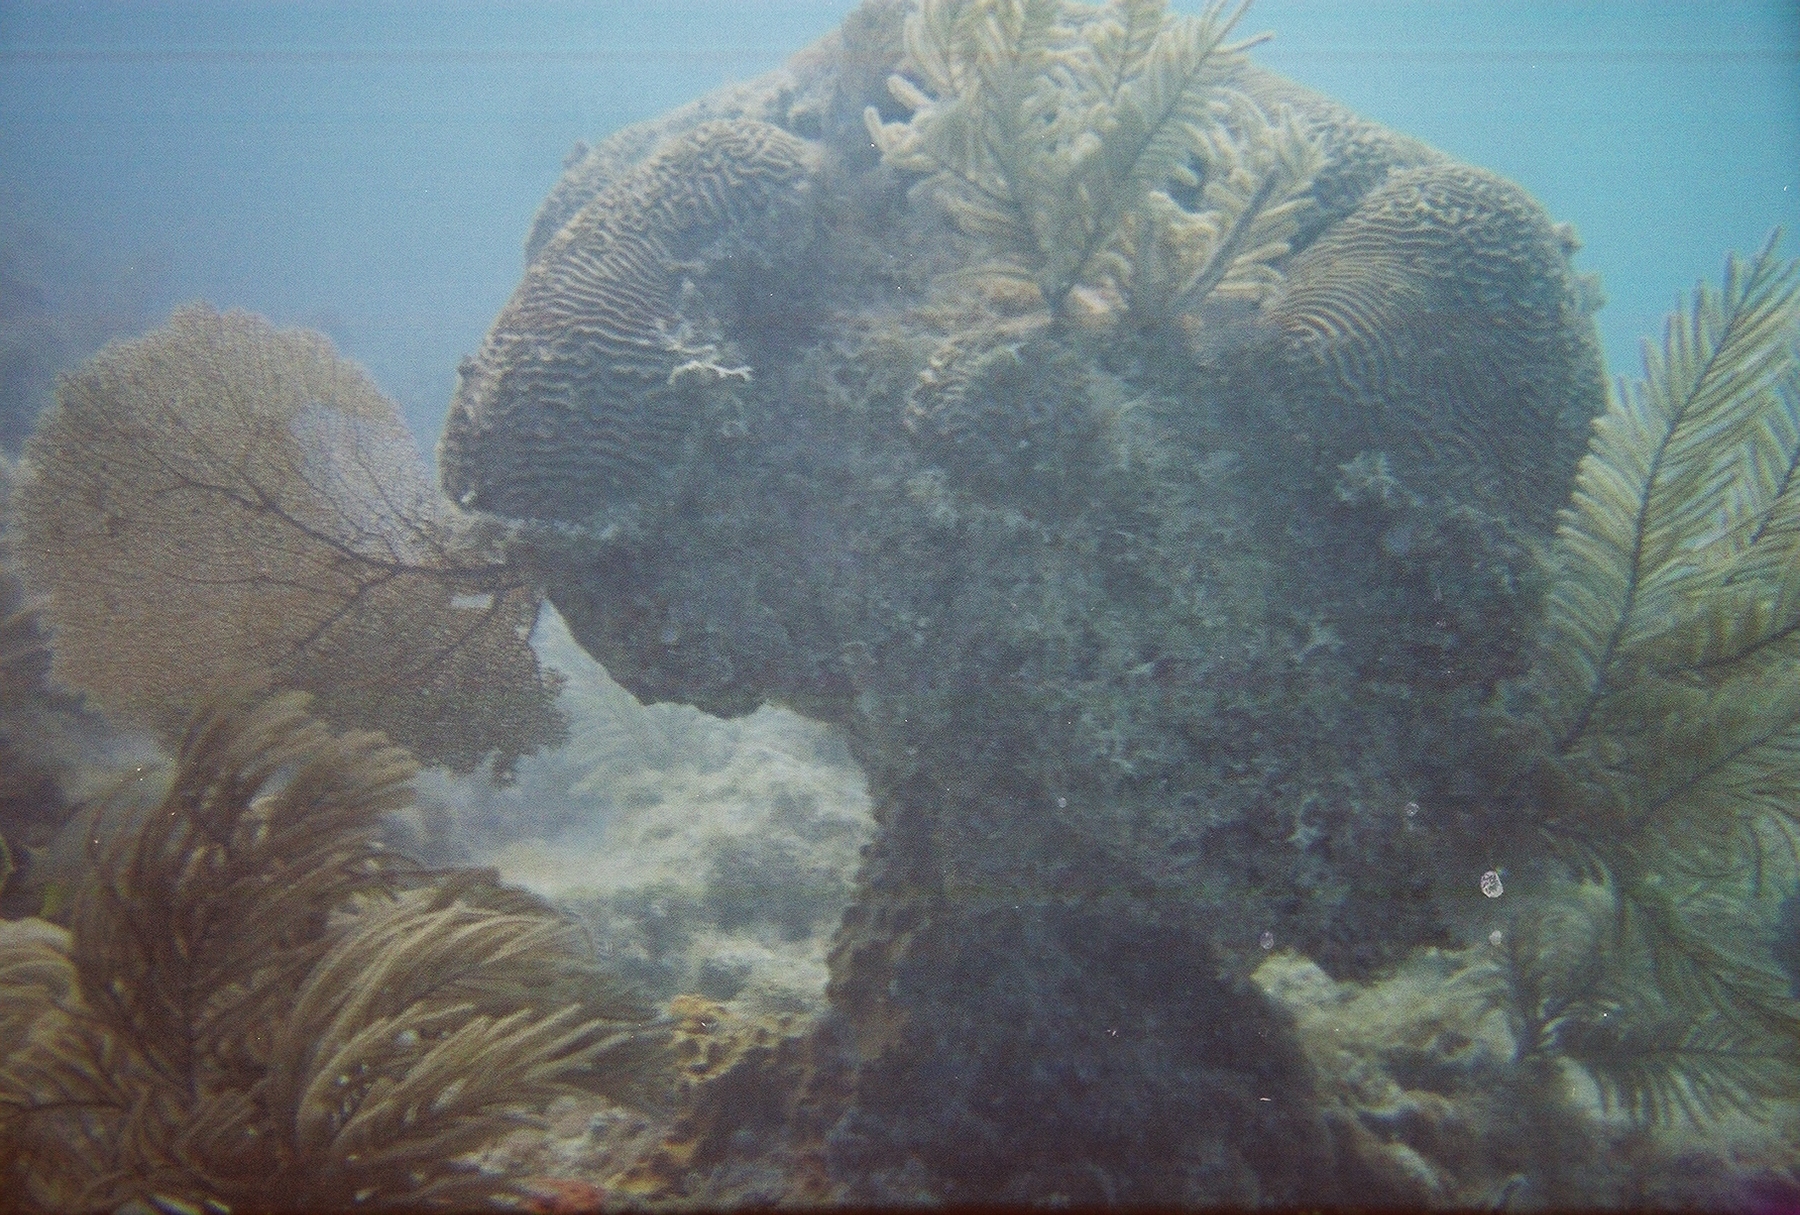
[866,0,1313,321]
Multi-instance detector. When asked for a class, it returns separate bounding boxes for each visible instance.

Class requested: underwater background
[4,1,1800,1210]
[2,1,1795,447]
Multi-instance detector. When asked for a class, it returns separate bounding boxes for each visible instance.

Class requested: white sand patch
[412,604,873,1022]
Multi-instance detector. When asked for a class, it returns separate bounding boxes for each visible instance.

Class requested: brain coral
[439,119,822,525]
[523,83,796,268]
[1228,64,1443,251]
[520,0,904,267]
[1259,161,1600,524]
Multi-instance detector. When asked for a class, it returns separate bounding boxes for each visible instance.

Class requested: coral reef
[1225,237,1800,1212]
[439,120,825,526]
[1254,945,1599,1208]
[1257,942,1800,1209]
[15,0,1795,1205]
[602,993,815,1204]
[0,693,659,1212]
[434,0,1607,1202]
[12,304,564,776]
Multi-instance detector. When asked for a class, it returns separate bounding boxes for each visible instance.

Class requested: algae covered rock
[438,0,1607,1203]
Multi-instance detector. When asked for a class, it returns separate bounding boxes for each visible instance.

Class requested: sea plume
[0,692,657,1212]
[1489,234,1800,1126]
[865,0,1319,321]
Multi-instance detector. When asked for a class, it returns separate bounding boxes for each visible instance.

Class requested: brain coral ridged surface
[1261,162,1600,525]
[439,119,821,524]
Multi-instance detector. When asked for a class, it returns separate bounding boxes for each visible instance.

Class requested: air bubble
[1404,801,1419,818]
[1489,930,1504,947]
[1259,930,1275,950]
[1480,869,1504,898]
[1056,796,1068,809]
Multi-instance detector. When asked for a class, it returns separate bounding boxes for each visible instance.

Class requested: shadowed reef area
[6,0,1800,1209]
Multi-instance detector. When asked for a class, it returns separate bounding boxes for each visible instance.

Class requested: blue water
[2,0,1797,446]
[1252,0,1800,385]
